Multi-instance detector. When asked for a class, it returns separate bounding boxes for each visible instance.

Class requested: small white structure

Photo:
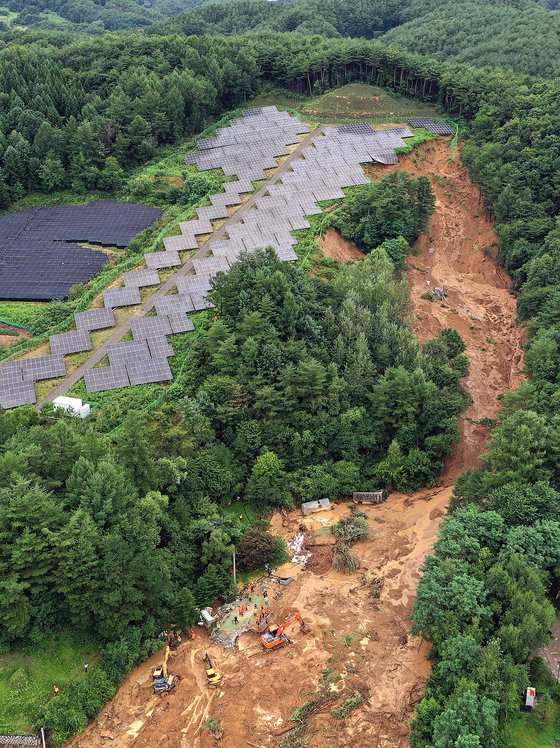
[199,607,217,630]
[353,490,389,505]
[301,498,332,516]
[525,686,536,710]
[53,396,90,419]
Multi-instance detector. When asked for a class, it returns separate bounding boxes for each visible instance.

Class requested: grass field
[0,302,47,330]
[503,705,560,747]
[295,83,440,122]
[249,84,445,123]
[0,633,97,734]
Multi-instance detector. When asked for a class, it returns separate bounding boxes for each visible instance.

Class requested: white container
[53,396,90,418]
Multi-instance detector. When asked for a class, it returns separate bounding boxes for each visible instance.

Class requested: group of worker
[225,580,272,628]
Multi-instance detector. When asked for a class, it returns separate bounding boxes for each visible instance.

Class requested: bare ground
[0,322,31,347]
[67,141,524,748]
[367,141,525,475]
[320,228,365,262]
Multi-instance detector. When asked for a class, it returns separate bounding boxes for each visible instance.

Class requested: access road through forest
[38,126,325,406]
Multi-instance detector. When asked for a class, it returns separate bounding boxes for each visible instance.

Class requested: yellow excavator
[152,644,178,694]
[204,652,222,688]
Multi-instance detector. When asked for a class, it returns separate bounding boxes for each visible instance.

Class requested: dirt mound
[305,544,335,574]
[66,140,523,748]
[320,228,365,262]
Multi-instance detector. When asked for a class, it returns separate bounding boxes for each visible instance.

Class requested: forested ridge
[3,0,560,78]
[0,0,210,32]
[148,0,560,78]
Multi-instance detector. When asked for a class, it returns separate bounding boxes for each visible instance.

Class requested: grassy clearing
[0,633,97,734]
[222,500,263,528]
[298,83,443,122]
[503,705,560,747]
[0,302,47,329]
[503,657,560,747]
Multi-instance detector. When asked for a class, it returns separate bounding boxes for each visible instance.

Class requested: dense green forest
[4,0,560,78]
[148,0,560,78]
[383,0,560,79]
[0,0,209,32]
[327,172,436,263]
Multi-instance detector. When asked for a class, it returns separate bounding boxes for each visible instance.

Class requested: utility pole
[233,550,237,589]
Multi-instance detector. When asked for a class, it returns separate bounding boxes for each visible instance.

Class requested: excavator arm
[276,613,305,637]
[260,612,307,650]
[162,644,170,678]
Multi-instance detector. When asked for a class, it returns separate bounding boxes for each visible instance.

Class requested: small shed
[53,396,90,419]
[353,490,389,505]
[301,498,332,516]
[199,607,217,630]
[525,686,536,710]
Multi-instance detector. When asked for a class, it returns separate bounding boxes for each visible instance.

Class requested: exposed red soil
[320,227,366,262]
[0,322,31,347]
[367,140,525,476]
[67,140,523,748]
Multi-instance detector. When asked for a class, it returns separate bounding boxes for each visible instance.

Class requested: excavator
[260,612,308,651]
[204,652,222,688]
[152,643,178,694]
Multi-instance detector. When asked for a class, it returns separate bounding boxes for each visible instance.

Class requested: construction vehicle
[152,644,178,694]
[204,652,222,688]
[260,612,308,651]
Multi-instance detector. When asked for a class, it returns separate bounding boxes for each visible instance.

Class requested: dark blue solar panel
[0,201,162,301]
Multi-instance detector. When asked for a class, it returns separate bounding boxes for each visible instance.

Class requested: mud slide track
[66,141,524,748]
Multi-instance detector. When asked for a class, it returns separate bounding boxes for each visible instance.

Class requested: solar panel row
[1,109,417,407]
[408,118,454,135]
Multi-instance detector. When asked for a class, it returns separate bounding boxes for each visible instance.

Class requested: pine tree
[39,154,65,191]
[56,509,100,629]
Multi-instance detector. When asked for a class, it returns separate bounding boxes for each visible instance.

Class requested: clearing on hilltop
[299,83,443,122]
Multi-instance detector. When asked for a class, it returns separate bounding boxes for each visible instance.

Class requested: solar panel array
[202,123,414,268]
[408,118,454,135]
[0,202,162,301]
[1,109,415,408]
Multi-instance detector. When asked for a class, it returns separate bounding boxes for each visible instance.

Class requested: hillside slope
[382,0,560,79]
[147,0,560,78]
[2,0,210,32]
[63,139,524,748]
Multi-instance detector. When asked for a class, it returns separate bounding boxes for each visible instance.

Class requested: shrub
[101,628,161,684]
[34,667,115,745]
[331,512,369,544]
[236,527,278,571]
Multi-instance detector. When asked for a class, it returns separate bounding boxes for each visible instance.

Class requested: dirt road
[67,141,523,748]
[39,127,325,407]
